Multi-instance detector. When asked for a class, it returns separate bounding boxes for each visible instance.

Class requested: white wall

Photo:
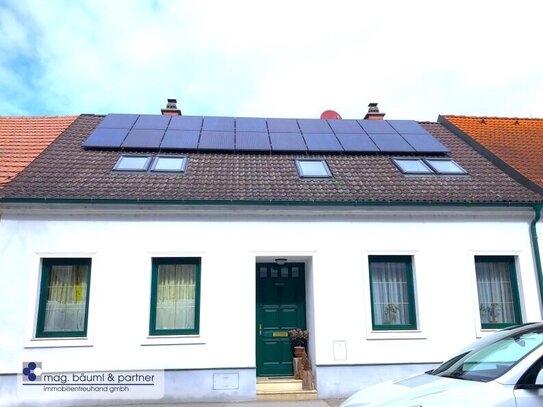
[0,207,541,381]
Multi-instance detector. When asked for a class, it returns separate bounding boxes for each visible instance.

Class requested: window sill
[25,337,94,348]
[366,330,426,340]
[141,335,206,346]
[476,328,502,338]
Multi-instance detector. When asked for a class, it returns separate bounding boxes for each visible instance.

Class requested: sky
[1,0,543,121]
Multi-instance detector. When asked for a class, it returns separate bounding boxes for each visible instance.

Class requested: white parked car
[340,322,543,407]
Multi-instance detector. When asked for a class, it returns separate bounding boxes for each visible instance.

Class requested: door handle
[259,324,262,336]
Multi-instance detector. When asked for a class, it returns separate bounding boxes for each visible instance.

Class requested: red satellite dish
[320,110,342,120]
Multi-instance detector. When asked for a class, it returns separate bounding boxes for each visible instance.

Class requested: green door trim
[256,263,306,377]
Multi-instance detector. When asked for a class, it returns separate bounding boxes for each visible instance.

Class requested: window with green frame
[475,256,522,329]
[36,258,91,338]
[369,255,417,330]
[149,258,201,336]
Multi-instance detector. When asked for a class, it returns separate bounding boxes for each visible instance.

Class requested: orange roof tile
[0,116,77,188]
[441,115,543,190]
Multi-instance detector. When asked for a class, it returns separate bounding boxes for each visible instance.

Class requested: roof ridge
[442,114,543,121]
[0,115,78,119]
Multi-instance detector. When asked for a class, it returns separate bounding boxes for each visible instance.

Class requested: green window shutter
[149,257,201,336]
[369,255,417,331]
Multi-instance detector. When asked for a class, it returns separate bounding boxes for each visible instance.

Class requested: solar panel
[132,114,171,130]
[121,129,165,149]
[358,120,395,134]
[387,120,428,134]
[198,131,235,150]
[82,128,129,148]
[303,133,343,152]
[270,133,307,151]
[267,118,300,133]
[236,117,268,132]
[168,116,203,131]
[236,132,270,151]
[97,114,139,129]
[402,133,449,153]
[336,133,379,152]
[327,119,363,134]
[202,116,235,132]
[297,119,333,134]
[368,133,415,152]
[160,130,200,150]
[85,114,450,155]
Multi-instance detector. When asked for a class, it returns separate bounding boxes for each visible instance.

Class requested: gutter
[530,205,543,312]
[0,196,539,208]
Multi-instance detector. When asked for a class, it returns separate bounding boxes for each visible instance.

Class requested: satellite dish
[320,110,342,120]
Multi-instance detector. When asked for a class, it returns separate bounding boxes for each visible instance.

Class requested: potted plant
[480,303,502,323]
[384,303,400,324]
[288,328,309,357]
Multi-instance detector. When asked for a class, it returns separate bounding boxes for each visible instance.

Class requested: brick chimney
[161,98,182,116]
[364,102,385,120]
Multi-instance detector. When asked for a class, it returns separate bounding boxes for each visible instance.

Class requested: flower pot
[293,346,306,357]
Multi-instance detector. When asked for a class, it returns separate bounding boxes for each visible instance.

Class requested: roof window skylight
[113,154,187,173]
[392,157,468,176]
[392,158,433,174]
[424,158,467,175]
[113,155,152,171]
[150,156,187,173]
[295,159,333,178]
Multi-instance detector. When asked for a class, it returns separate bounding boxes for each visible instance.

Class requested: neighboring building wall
[0,206,541,405]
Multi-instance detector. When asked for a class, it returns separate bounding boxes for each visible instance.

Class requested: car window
[431,329,543,382]
[517,356,543,386]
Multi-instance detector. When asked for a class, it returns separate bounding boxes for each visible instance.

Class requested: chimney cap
[364,102,385,120]
[161,98,182,116]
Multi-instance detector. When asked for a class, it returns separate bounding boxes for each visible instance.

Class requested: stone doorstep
[256,377,318,401]
[256,389,319,401]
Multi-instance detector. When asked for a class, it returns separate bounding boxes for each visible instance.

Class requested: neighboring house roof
[0,116,78,189]
[439,115,543,195]
[0,114,541,205]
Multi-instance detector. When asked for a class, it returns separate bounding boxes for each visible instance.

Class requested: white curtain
[371,261,410,325]
[476,260,515,323]
[44,265,88,332]
[156,264,196,330]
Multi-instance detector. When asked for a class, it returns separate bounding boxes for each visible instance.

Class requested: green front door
[256,263,306,377]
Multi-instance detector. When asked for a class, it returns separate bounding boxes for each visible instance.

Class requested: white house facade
[1,109,543,405]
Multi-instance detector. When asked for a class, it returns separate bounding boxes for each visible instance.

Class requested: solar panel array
[82,114,449,154]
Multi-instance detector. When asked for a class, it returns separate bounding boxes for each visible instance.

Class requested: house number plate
[273,331,288,337]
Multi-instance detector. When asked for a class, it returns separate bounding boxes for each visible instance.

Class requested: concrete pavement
[90,399,346,407]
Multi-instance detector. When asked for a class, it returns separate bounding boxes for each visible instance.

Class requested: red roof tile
[0,116,77,188]
[440,115,543,191]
